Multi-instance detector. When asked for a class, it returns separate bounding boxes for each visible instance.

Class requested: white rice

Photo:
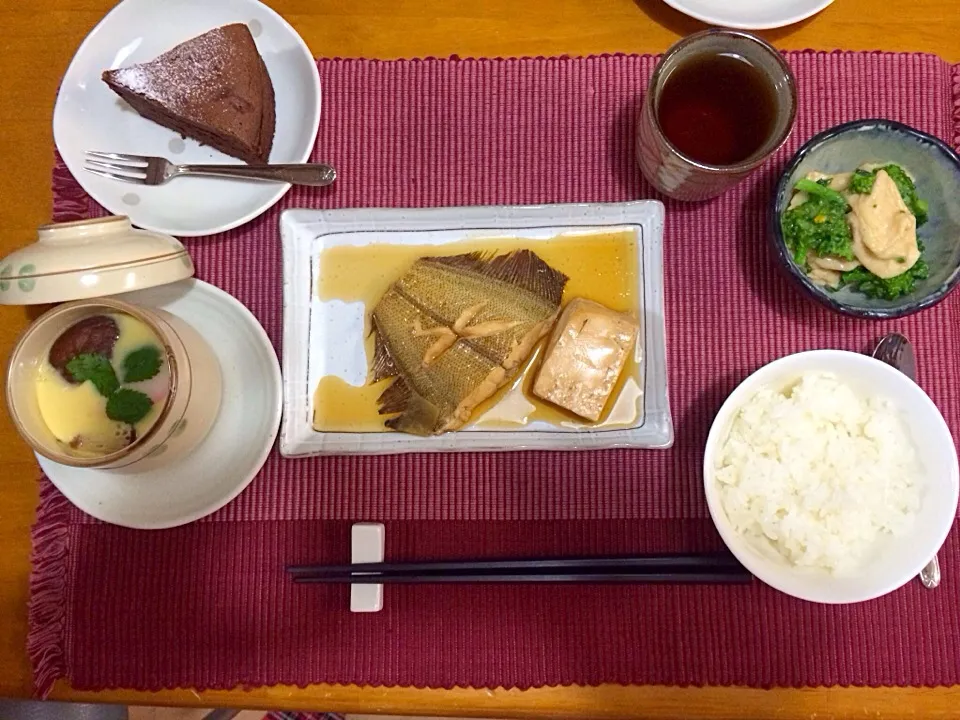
[715,372,921,573]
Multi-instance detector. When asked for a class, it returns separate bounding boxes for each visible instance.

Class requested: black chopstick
[294,571,750,584]
[287,553,751,584]
[287,552,743,576]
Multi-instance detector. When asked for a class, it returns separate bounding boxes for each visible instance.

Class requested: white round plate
[53,0,321,237]
[38,280,282,529]
[662,0,833,30]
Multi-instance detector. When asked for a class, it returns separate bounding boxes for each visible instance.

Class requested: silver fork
[84,151,337,187]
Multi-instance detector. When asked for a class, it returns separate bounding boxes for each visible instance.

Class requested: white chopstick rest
[350,523,385,612]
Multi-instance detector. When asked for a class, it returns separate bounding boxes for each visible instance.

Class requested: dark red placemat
[31,52,960,695]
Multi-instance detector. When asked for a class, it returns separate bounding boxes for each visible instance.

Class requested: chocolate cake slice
[102,24,275,164]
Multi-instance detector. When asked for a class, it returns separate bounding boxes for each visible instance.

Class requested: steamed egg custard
[36,313,170,456]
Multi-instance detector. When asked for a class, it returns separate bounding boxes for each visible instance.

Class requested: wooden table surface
[1,0,959,717]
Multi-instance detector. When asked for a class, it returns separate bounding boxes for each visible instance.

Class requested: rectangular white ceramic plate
[280,202,673,456]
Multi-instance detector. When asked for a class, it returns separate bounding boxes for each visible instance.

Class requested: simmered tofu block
[532,298,639,422]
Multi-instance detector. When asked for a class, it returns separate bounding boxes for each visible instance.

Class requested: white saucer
[52,0,321,237]
[662,0,833,29]
[37,280,282,529]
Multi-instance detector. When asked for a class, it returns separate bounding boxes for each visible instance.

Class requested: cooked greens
[781,162,930,301]
[840,243,930,300]
[794,178,847,207]
[781,184,854,265]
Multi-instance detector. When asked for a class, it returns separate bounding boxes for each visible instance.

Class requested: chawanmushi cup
[6,297,221,469]
[1,216,221,471]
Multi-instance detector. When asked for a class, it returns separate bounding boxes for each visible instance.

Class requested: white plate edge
[279,202,674,457]
[660,0,834,30]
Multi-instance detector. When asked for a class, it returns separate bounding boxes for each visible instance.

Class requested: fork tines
[84,151,152,184]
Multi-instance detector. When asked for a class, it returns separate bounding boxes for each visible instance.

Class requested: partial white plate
[662,0,833,29]
[280,202,674,457]
[38,279,282,529]
[53,0,321,237]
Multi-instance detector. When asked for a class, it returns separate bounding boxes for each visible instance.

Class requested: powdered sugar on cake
[109,27,236,112]
[101,22,275,163]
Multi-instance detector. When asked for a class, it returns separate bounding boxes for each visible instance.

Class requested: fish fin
[371,320,400,383]
[377,376,413,415]
[423,251,496,273]
[425,250,568,305]
[379,378,441,436]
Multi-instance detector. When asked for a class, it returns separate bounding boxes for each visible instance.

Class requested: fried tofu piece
[532,298,638,422]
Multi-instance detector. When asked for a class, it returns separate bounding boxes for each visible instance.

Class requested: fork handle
[177,163,337,187]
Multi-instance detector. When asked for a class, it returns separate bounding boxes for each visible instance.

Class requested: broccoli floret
[781,195,855,265]
[846,164,929,226]
[840,249,929,300]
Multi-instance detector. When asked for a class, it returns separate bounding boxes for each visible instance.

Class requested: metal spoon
[872,333,941,589]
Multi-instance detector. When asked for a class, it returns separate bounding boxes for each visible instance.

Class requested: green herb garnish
[848,164,929,225]
[65,353,120,397]
[122,346,163,383]
[105,388,154,424]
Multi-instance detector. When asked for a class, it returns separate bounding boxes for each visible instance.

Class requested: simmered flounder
[371,250,568,435]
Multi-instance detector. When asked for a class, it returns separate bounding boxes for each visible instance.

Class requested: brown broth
[311,231,643,433]
[657,52,777,166]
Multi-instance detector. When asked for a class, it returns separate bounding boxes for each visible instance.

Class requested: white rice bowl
[716,372,920,573]
[703,350,959,604]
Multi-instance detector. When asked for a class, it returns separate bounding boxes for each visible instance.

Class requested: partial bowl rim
[703,349,960,604]
[661,0,835,31]
[769,118,960,319]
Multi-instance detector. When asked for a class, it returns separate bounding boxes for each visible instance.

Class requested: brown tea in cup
[636,29,797,202]
[657,52,778,167]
